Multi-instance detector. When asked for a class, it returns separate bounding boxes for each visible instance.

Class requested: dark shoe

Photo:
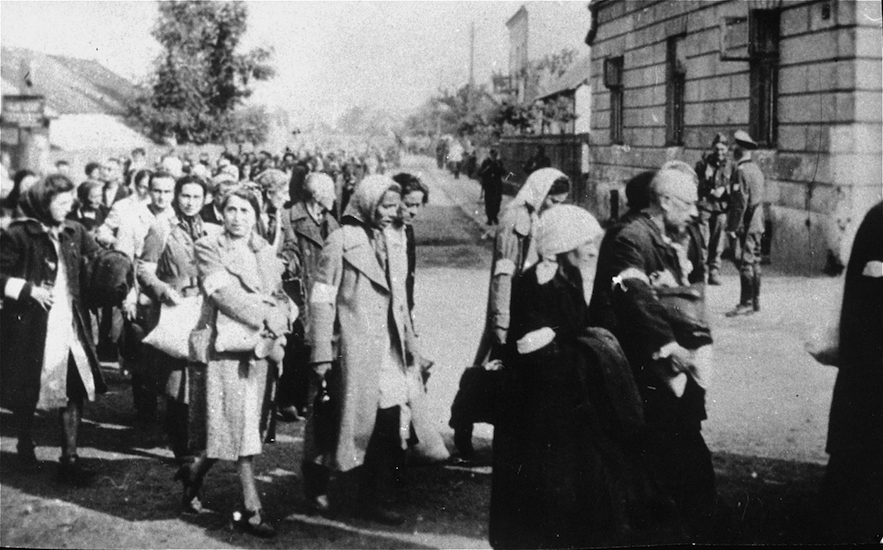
[360,504,406,526]
[725,303,755,317]
[173,464,203,514]
[707,271,722,285]
[276,405,303,422]
[16,441,38,472]
[231,508,276,538]
[58,455,97,486]
[305,494,331,516]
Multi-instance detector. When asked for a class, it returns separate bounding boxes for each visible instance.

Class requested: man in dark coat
[276,173,340,421]
[589,168,718,543]
[477,149,506,226]
[817,201,882,543]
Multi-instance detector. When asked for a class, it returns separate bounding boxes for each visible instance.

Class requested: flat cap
[733,130,758,149]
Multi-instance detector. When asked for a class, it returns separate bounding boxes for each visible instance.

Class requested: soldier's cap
[733,130,758,150]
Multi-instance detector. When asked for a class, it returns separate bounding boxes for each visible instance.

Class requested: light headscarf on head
[505,167,570,269]
[535,204,603,285]
[342,174,400,229]
[507,167,569,213]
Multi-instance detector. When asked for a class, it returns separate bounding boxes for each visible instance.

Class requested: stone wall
[587,0,882,273]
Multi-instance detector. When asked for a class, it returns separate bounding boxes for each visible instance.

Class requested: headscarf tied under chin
[343,174,400,229]
[534,204,603,286]
[18,179,61,228]
[343,174,401,268]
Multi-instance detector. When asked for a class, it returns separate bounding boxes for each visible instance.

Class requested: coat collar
[342,224,389,291]
[215,231,276,293]
[288,202,329,247]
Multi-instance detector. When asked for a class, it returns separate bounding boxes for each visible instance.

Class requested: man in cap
[725,130,766,316]
[276,172,340,421]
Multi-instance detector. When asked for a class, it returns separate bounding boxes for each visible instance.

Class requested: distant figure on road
[447,139,464,179]
[477,148,506,227]
[725,130,765,316]
[817,201,882,543]
[695,133,732,285]
[522,145,551,176]
[450,168,570,461]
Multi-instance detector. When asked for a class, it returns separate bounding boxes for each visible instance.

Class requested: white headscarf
[507,167,568,212]
[305,172,336,211]
[343,174,399,228]
[535,204,603,293]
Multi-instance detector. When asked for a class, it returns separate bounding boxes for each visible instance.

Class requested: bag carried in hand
[214,310,262,353]
[142,295,204,360]
[449,365,510,426]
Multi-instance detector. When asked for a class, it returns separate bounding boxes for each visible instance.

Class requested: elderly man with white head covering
[274,172,339,422]
[450,167,570,461]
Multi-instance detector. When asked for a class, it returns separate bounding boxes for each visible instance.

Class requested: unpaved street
[1,156,840,548]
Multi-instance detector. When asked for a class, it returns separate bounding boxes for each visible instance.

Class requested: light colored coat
[307,222,419,472]
[194,231,288,461]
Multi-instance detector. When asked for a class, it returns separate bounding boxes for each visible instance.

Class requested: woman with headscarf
[303,175,421,525]
[489,204,681,549]
[174,187,294,538]
[0,174,107,484]
[451,167,571,460]
[138,175,222,465]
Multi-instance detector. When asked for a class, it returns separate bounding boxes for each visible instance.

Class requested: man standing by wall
[695,134,732,285]
[725,130,765,316]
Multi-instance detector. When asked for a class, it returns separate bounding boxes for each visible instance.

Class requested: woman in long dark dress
[489,204,681,549]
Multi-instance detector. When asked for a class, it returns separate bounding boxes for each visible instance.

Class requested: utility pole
[468,21,475,116]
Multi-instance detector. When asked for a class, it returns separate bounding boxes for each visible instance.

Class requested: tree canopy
[130,1,275,145]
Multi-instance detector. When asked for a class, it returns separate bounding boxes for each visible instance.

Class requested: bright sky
[0,1,591,125]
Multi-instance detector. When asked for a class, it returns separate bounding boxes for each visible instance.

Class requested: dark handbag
[449,366,508,426]
[654,283,713,349]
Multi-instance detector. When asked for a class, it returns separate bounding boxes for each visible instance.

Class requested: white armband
[202,271,233,297]
[611,267,650,291]
[4,278,27,300]
[310,282,337,304]
[862,261,883,278]
[516,327,555,355]
[494,258,516,277]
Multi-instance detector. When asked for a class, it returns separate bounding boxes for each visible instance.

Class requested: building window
[749,9,779,147]
[605,56,624,144]
[666,35,686,146]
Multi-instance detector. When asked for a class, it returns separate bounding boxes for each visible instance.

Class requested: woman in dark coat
[0,174,107,484]
[490,205,682,549]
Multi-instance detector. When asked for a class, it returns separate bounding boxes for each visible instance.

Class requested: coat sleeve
[309,228,344,364]
[0,229,33,301]
[488,219,521,339]
[137,222,172,302]
[194,237,272,330]
[608,232,677,364]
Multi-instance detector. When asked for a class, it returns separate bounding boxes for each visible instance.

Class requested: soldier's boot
[726,270,755,317]
[752,270,761,312]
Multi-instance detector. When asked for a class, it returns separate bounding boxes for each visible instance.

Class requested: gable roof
[537,54,592,101]
[1,46,138,116]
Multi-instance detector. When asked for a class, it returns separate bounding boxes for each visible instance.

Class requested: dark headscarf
[174,176,208,241]
[18,174,75,227]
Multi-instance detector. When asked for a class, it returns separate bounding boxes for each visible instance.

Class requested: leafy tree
[130,1,275,145]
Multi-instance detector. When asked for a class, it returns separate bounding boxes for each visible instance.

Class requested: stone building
[585,0,882,273]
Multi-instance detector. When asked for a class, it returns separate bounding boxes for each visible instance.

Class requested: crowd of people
[0,130,879,545]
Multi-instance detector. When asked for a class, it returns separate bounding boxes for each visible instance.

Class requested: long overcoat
[307,223,418,472]
[0,219,107,411]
